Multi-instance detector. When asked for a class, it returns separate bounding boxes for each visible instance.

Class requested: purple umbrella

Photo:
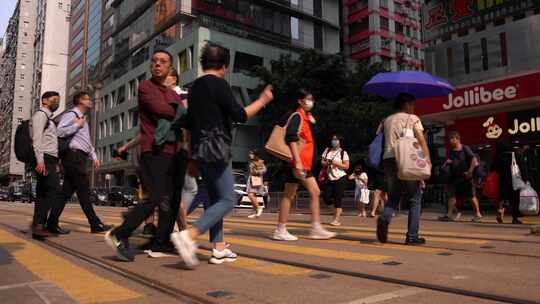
[362,71,455,99]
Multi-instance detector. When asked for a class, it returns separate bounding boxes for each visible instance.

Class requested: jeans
[182,174,198,211]
[192,162,235,243]
[382,158,423,240]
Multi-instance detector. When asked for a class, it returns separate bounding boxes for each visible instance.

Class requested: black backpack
[14,110,50,164]
[58,110,80,158]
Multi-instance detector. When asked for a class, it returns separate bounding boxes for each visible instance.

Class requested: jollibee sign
[416,72,540,116]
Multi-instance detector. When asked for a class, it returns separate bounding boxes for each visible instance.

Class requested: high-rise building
[94,0,341,187]
[417,1,540,182]
[0,0,38,181]
[31,0,71,114]
[343,0,425,70]
[65,0,114,107]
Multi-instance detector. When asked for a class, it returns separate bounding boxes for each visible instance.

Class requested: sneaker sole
[209,257,237,264]
[271,235,298,241]
[104,231,133,262]
[309,234,336,240]
[171,233,199,267]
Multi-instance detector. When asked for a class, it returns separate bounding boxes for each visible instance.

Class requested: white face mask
[302,99,314,112]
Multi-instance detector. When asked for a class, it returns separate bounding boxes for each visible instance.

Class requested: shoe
[142,223,156,236]
[309,226,336,240]
[455,212,462,220]
[47,225,71,235]
[330,220,341,226]
[471,216,482,223]
[104,230,134,262]
[32,224,56,239]
[272,229,298,241]
[137,239,154,251]
[256,207,263,217]
[438,215,454,222]
[150,241,176,254]
[496,211,504,224]
[405,237,426,245]
[170,231,199,268]
[209,248,238,264]
[91,223,113,233]
[376,217,388,243]
[247,213,258,219]
[512,218,523,225]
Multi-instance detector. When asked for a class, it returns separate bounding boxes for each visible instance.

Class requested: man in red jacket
[105,49,185,261]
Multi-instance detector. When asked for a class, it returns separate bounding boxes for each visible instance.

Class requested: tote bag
[265,113,305,162]
[519,183,539,215]
[511,152,527,191]
[368,132,384,168]
[395,128,431,181]
[251,176,263,187]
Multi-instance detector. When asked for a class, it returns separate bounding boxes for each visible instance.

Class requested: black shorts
[281,166,314,184]
[373,170,385,192]
[448,179,476,200]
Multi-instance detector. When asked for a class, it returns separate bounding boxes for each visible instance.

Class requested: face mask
[48,100,59,112]
[331,140,339,148]
[302,99,314,112]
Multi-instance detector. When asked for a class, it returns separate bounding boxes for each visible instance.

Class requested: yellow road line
[220,236,391,262]
[0,228,141,303]
[197,251,311,276]
[214,217,525,242]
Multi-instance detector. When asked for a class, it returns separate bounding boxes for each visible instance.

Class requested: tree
[251,50,392,188]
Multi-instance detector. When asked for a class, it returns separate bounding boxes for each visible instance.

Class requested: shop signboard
[416,71,540,116]
[422,0,540,42]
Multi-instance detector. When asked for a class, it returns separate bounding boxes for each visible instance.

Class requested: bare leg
[299,177,321,224]
[371,190,381,217]
[145,209,155,225]
[335,207,343,222]
[247,192,259,211]
[446,197,457,217]
[471,197,482,217]
[278,183,298,225]
[177,201,188,231]
[358,203,366,216]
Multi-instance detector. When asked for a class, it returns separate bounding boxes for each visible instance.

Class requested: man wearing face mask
[47,92,112,234]
[31,92,63,239]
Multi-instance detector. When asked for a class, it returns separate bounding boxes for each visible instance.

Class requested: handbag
[318,166,328,185]
[251,176,263,187]
[265,113,305,162]
[511,152,527,191]
[482,171,500,199]
[519,182,539,215]
[192,127,232,165]
[395,128,431,181]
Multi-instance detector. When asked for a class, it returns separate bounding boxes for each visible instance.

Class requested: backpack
[58,111,80,158]
[462,145,486,184]
[14,111,50,164]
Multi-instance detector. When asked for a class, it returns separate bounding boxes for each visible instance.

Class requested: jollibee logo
[444,85,517,110]
[482,117,503,139]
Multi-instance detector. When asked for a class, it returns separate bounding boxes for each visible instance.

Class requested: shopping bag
[511,152,527,191]
[395,129,431,181]
[360,188,370,205]
[251,176,263,187]
[519,183,539,215]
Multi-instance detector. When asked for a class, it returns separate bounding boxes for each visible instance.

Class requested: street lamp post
[89,82,101,188]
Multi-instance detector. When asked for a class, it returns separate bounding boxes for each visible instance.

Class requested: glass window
[234,52,263,75]
[291,17,299,40]
[380,17,389,30]
[350,18,369,35]
[178,47,193,74]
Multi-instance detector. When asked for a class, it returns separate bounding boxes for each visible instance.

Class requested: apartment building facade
[343,0,424,70]
[94,0,341,187]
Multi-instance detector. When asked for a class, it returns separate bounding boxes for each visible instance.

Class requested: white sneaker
[247,213,258,219]
[170,230,199,267]
[256,207,263,217]
[330,220,341,226]
[272,229,298,241]
[209,248,238,264]
[309,226,336,240]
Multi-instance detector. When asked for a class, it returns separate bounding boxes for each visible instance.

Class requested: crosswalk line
[219,236,391,262]
[0,228,141,303]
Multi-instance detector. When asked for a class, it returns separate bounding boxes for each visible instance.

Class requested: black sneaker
[438,215,454,222]
[405,237,426,245]
[104,230,134,262]
[91,223,113,233]
[376,217,388,243]
[142,223,156,236]
[150,241,176,254]
[47,225,71,235]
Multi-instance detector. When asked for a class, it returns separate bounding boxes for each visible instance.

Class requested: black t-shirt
[187,74,248,147]
[449,145,474,179]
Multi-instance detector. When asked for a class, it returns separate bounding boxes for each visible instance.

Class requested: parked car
[90,188,109,206]
[108,187,139,207]
[8,184,23,202]
[0,187,9,201]
[20,183,36,204]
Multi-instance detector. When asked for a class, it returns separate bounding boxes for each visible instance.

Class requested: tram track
[1,207,539,304]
